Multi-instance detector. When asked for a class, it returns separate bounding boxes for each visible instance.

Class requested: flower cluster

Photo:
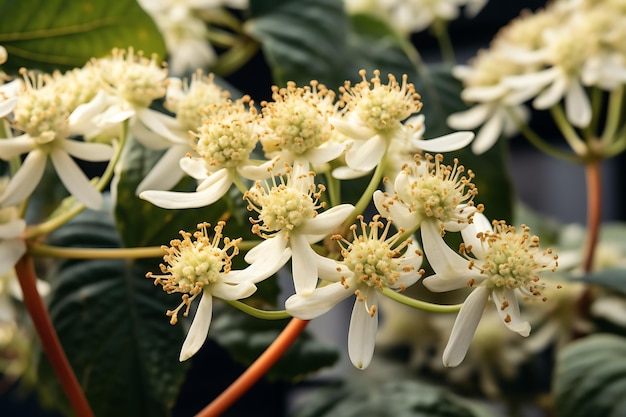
[449,0,626,154]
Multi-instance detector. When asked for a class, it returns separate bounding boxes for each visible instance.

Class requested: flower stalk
[15,254,94,417]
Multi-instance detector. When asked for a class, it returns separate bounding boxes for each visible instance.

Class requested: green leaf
[576,268,626,294]
[0,0,165,73]
[210,307,338,381]
[554,333,626,417]
[38,203,187,417]
[246,0,349,87]
[113,136,230,248]
[293,378,494,417]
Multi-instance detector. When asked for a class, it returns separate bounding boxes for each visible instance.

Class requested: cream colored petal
[345,135,385,172]
[331,165,371,180]
[348,290,378,370]
[329,114,375,140]
[533,74,567,110]
[137,108,189,145]
[51,149,103,210]
[0,134,36,160]
[300,204,354,243]
[0,239,26,275]
[471,111,503,154]
[0,218,26,239]
[491,288,531,337]
[565,80,591,128]
[447,104,491,130]
[290,233,319,295]
[0,150,46,207]
[415,131,474,153]
[179,293,213,361]
[421,220,471,281]
[460,212,492,259]
[62,139,114,162]
[136,145,188,193]
[212,280,256,301]
[442,286,489,367]
[0,96,18,118]
[285,281,354,320]
[244,233,288,264]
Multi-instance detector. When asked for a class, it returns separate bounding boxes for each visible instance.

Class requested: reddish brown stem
[15,254,94,417]
[196,318,309,417]
[583,162,602,273]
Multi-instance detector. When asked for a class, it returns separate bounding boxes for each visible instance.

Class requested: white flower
[0,72,113,210]
[139,98,271,208]
[420,212,559,367]
[259,81,347,169]
[286,215,423,369]
[330,70,422,176]
[244,163,354,295]
[374,153,480,234]
[148,221,282,361]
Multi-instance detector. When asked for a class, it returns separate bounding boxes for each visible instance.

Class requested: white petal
[461,84,507,102]
[0,135,36,160]
[565,80,591,128]
[290,233,319,295]
[472,111,503,154]
[314,252,351,282]
[62,139,114,162]
[136,145,188,193]
[50,149,103,210]
[331,165,371,180]
[179,293,213,361]
[180,156,209,180]
[0,218,26,239]
[447,104,491,130]
[0,150,46,206]
[299,204,354,242]
[442,286,489,367]
[0,239,26,275]
[460,212,492,259]
[137,108,189,145]
[373,189,419,230]
[421,220,471,281]
[244,233,288,264]
[415,131,474,153]
[139,169,231,209]
[285,281,354,319]
[212,280,256,301]
[305,142,348,165]
[230,243,291,284]
[0,96,18,118]
[329,115,375,140]
[345,135,386,172]
[348,290,378,370]
[422,274,468,292]
[533,74,567,109]
[236,156,280,180]
[504,68,556,90]
[394,241,424,289]
[68,90,110,135]
[491,288,531,337]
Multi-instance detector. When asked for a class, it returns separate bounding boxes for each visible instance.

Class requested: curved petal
[139,169,231,209]
[460,212,492,259]
[137,108,189,145]
[285,281,354,319]
[0,96,18,118]
[211,280,256,301]
[422,274,468,292]
[180,156,210,180]
[68,90,111,135]
[62,139,114,162]
[314,252,352,282]
[491,288,531,337]
[136,145,188,193]
[373,190,419,230]
[179,293,213,361]
[415,131,474,153]
[0,134,36,160]
[348,290,379,370]
[331,165,371,180]
[244,233,289,263]
[533,74,567,110]
[442,286,489,367]
[291,233,319,295]
[421,220,471,280]
[329,115,375,140]
[345,135,386,172]
[0,150,46,207]
[461,84,507,102]
[565,80,591,128]
[305,141,348,165]
[299,204,354,242]
[447,104,491,130]
[394,241,424,289]
[0,239,26,275]
[472,112,503,154]
[237,156,280,180]
[230,243,291,284]
[50,149,103,210]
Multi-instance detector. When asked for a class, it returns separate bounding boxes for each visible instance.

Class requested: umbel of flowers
[0,45,560,372]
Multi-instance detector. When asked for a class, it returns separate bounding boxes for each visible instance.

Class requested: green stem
[224,300,291,320]
[432,19,455,65]
[211,38,260,77]
[29,244,164,259]
[231,172,250,195]
[549,105,587,156]
[26,121,128,239]
[325,173,341,208]
[507,108,581,163]
[381,287,462,313]
[601,85,624,145]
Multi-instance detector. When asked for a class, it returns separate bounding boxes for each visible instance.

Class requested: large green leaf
[38,204,187,417]
[245,0,348,88]
[210,307,339,381]
[0,0,165,73]
[293,378,494,417]
[554,333,626,417]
